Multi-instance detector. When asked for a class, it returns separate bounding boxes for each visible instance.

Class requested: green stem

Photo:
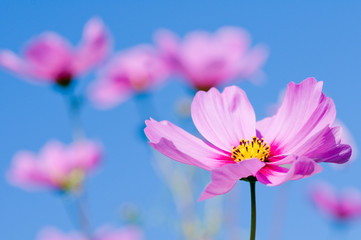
[250,180,257,240]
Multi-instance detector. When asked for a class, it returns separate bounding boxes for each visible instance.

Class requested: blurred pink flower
[145,78,351,200]
[88,45,169,108]
[7,140,102,191]
[310,182,361,221]
[0,17,110,87]
[38,226,143,240]
[154,27,267,91]
[38,228,85,240]
[96,226,143,240]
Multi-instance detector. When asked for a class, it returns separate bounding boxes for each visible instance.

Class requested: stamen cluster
[231,137,270,162]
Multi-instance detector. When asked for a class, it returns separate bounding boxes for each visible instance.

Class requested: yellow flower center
[60,169,85,191]
[231,137,270,162]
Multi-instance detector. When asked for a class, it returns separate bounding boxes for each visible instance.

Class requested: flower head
[38,228,85,240]
[96,226,143,240]
[154,27,267,91]
[88,45,169,108]
[0,18,110,87]
[145,78,352,200]
[7,140,102,192]
[310,182,361,221]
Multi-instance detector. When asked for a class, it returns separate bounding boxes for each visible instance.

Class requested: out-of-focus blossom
[88,45,169,108]
[310,182,361,221]
[0,18,110,87]
[154,27,267,91]
[96,226,143,240]
[38,226,143,240]
[7,140,102,192]
[145,78,351,200]
[38,228,85,240]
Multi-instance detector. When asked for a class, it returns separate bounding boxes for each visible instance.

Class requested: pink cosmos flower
[145,78,352,200]
[96,226,143,240]
[88,45,169,108]
[154,27,267,91]
[38,226,143,240]
[310,182,361,221]
[38,228,85,240]
[0,18,110,87]
[7,140,102,191]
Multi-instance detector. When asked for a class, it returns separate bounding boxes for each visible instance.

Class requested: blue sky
[1,0,361,239]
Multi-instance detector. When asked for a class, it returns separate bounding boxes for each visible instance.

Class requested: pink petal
[310,182,339,217]
[238,45,268,78]
[154,29,180,69]
[257,155,322,186]
[88,78,132,109]
[24,33,73,79]
[7,140,101,191]
[340,188,361,219]
[310,182,361,220]
[73,17,110,74]
[191,86,256,152]
[199,158,265,201]
[0,50,31,77]
[69,140,102,170]
[38,227,86,240]
[333,119,358,165]
[96,226,143,240]
[7,151,54,189]
[158,27,267,89]
[144,118,232,171]
[179,30,242,88]
[294,126,351,164]
[257,78,336,155]
[39,141,73,178]
[88,46,168,108]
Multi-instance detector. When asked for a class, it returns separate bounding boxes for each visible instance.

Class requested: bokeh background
[1,0,361,239]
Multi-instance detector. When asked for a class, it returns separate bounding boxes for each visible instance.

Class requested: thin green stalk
[250,180,257,240]
[60,87,91,238]
[75,190,92,239]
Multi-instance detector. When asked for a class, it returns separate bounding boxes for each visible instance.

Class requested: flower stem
[60,88,91,238]
[75,190,92,239]
[66,94,85,141]
[249,180,257,240]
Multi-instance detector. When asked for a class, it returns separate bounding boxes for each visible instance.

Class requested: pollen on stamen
[231,136,270,162]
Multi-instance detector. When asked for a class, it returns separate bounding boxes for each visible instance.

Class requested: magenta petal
[145,118,232,171]
[199,158,265,201]
[68,140,102,171]
[0,50,31,77]
[7,140,102,191]
[238,45,268,78]
[88,79,132,108]
[154,29,180,69]
[294,126,352,164]
[73,17,110,74]
[257,78,336,155]
[310,182,361,220]
[191,86,256,151]
[340,188,361,219]
[38,227,86,240]
[24,33,73,79]
[96,226,143,240]
[258,155,322,186]
[310,182,338,216]
[7,151,53,189]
